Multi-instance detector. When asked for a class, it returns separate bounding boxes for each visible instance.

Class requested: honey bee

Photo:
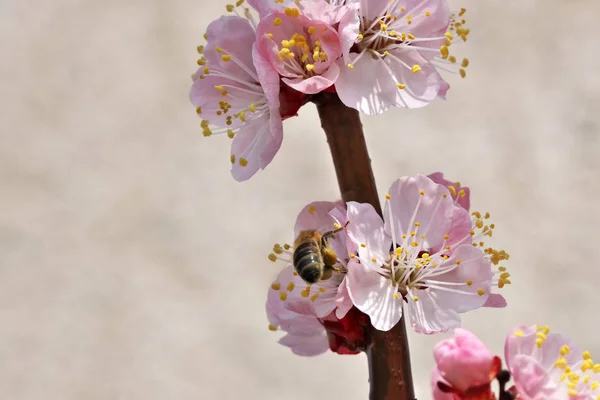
[293,222,349,284]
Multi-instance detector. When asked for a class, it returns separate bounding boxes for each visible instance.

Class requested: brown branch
[313,92,415,400]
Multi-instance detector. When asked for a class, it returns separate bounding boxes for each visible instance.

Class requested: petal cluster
[432,326,600,400]
[344,174,508,333]
[190,0,471,180]
[266,174,509,356]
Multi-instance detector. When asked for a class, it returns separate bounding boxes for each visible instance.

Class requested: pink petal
[432,245,492,313]
[204,16,257,81]
[252,42,281,109]
[385,175,455,251]
[483,293,507,308]
[408,289,460,334]
[282,62,340,94]
[509,354,557,399]
[278,320,329,357]
[428,172,471,211]
[336,57,397,115]
[246,0,289,17]
[346,201,391,263]
[346,260,401,331]
[434,328,496,392]
[385,49,449,109]
[504,325,581,372]
[230,113,283,181]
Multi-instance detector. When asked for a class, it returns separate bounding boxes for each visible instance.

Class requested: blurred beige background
[1,0,600,398]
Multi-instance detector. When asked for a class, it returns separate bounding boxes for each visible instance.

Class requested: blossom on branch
[265,201,368,355]
[432,326,600,400]
[344,174,508,333]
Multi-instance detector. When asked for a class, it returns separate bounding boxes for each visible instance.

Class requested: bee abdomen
[293,241,323,284]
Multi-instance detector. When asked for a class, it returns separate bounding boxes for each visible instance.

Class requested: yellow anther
[302,54,309,62]
[440,45,449,59]
[226,4,234,12]
[447,185,457,196]
[475,288,484,296]
[592,381,600,390]
[308,26,316,34]
[411,65,422,73]
[458,189,466,198]
[456,259,461,265]
[425,11,431,16]
[287,282,295,291]
[460,69,466,78]
[444,32,454,41]
[371,258,377,263]
[414,222,421,227]
[462,58,469,68]
[203,66,210,74]
[360,243,366,248]
[196,58,206,66]
[459,7,466,16]
[419,189,425,195]
[583,351,592,360]
[400,7,404,11]
[271,282,281,290]
[466,280,473,286]
[283,244,291,250]
[215,46,225,53]
[514,330,524,337]
[383,50,389,56]
[476,219,484,228]
[535,338,544,348]
[279,291,287,301]
[268,253,277,262]
[273,246,283,255]
[347,63,354,69]
[393,293,400,299]
[195,106,202,115]
[397,83,406,89]
[230,154,236,164]
[285,52,295,60]
[444,234,449,240]
[385,193,391,199]
[227,129,235,139]
[349,254,356,259]
[268,324,278,331]
[333,222,341,229]
[407,33,415,40]
[308,205,316,214]
[300,286,310,297]
[449,55,457,63]
[239,157,248,167]
[319,287,326,293]
[221,54,232,62]
[284,7,299,17]
[266,33,273,39]
[310,293,319,302]
[306,64,315,71]
[214,85,225,92]
[273,17,283,26]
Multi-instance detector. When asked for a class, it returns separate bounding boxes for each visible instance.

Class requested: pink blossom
[190,11,310,181]
[190,16,283,181]
[255,6,344,94]
[505,325,600,399]
[334,0,471,115]
[265,201,367,355]
[434,329,501,393]
[345,175,508,333]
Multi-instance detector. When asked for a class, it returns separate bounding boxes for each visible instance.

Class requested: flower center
[274,24,329,78]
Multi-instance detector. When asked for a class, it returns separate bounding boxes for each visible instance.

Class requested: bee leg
[321,221,350,242]
[321,247,338,268]
[331,265,348,274]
